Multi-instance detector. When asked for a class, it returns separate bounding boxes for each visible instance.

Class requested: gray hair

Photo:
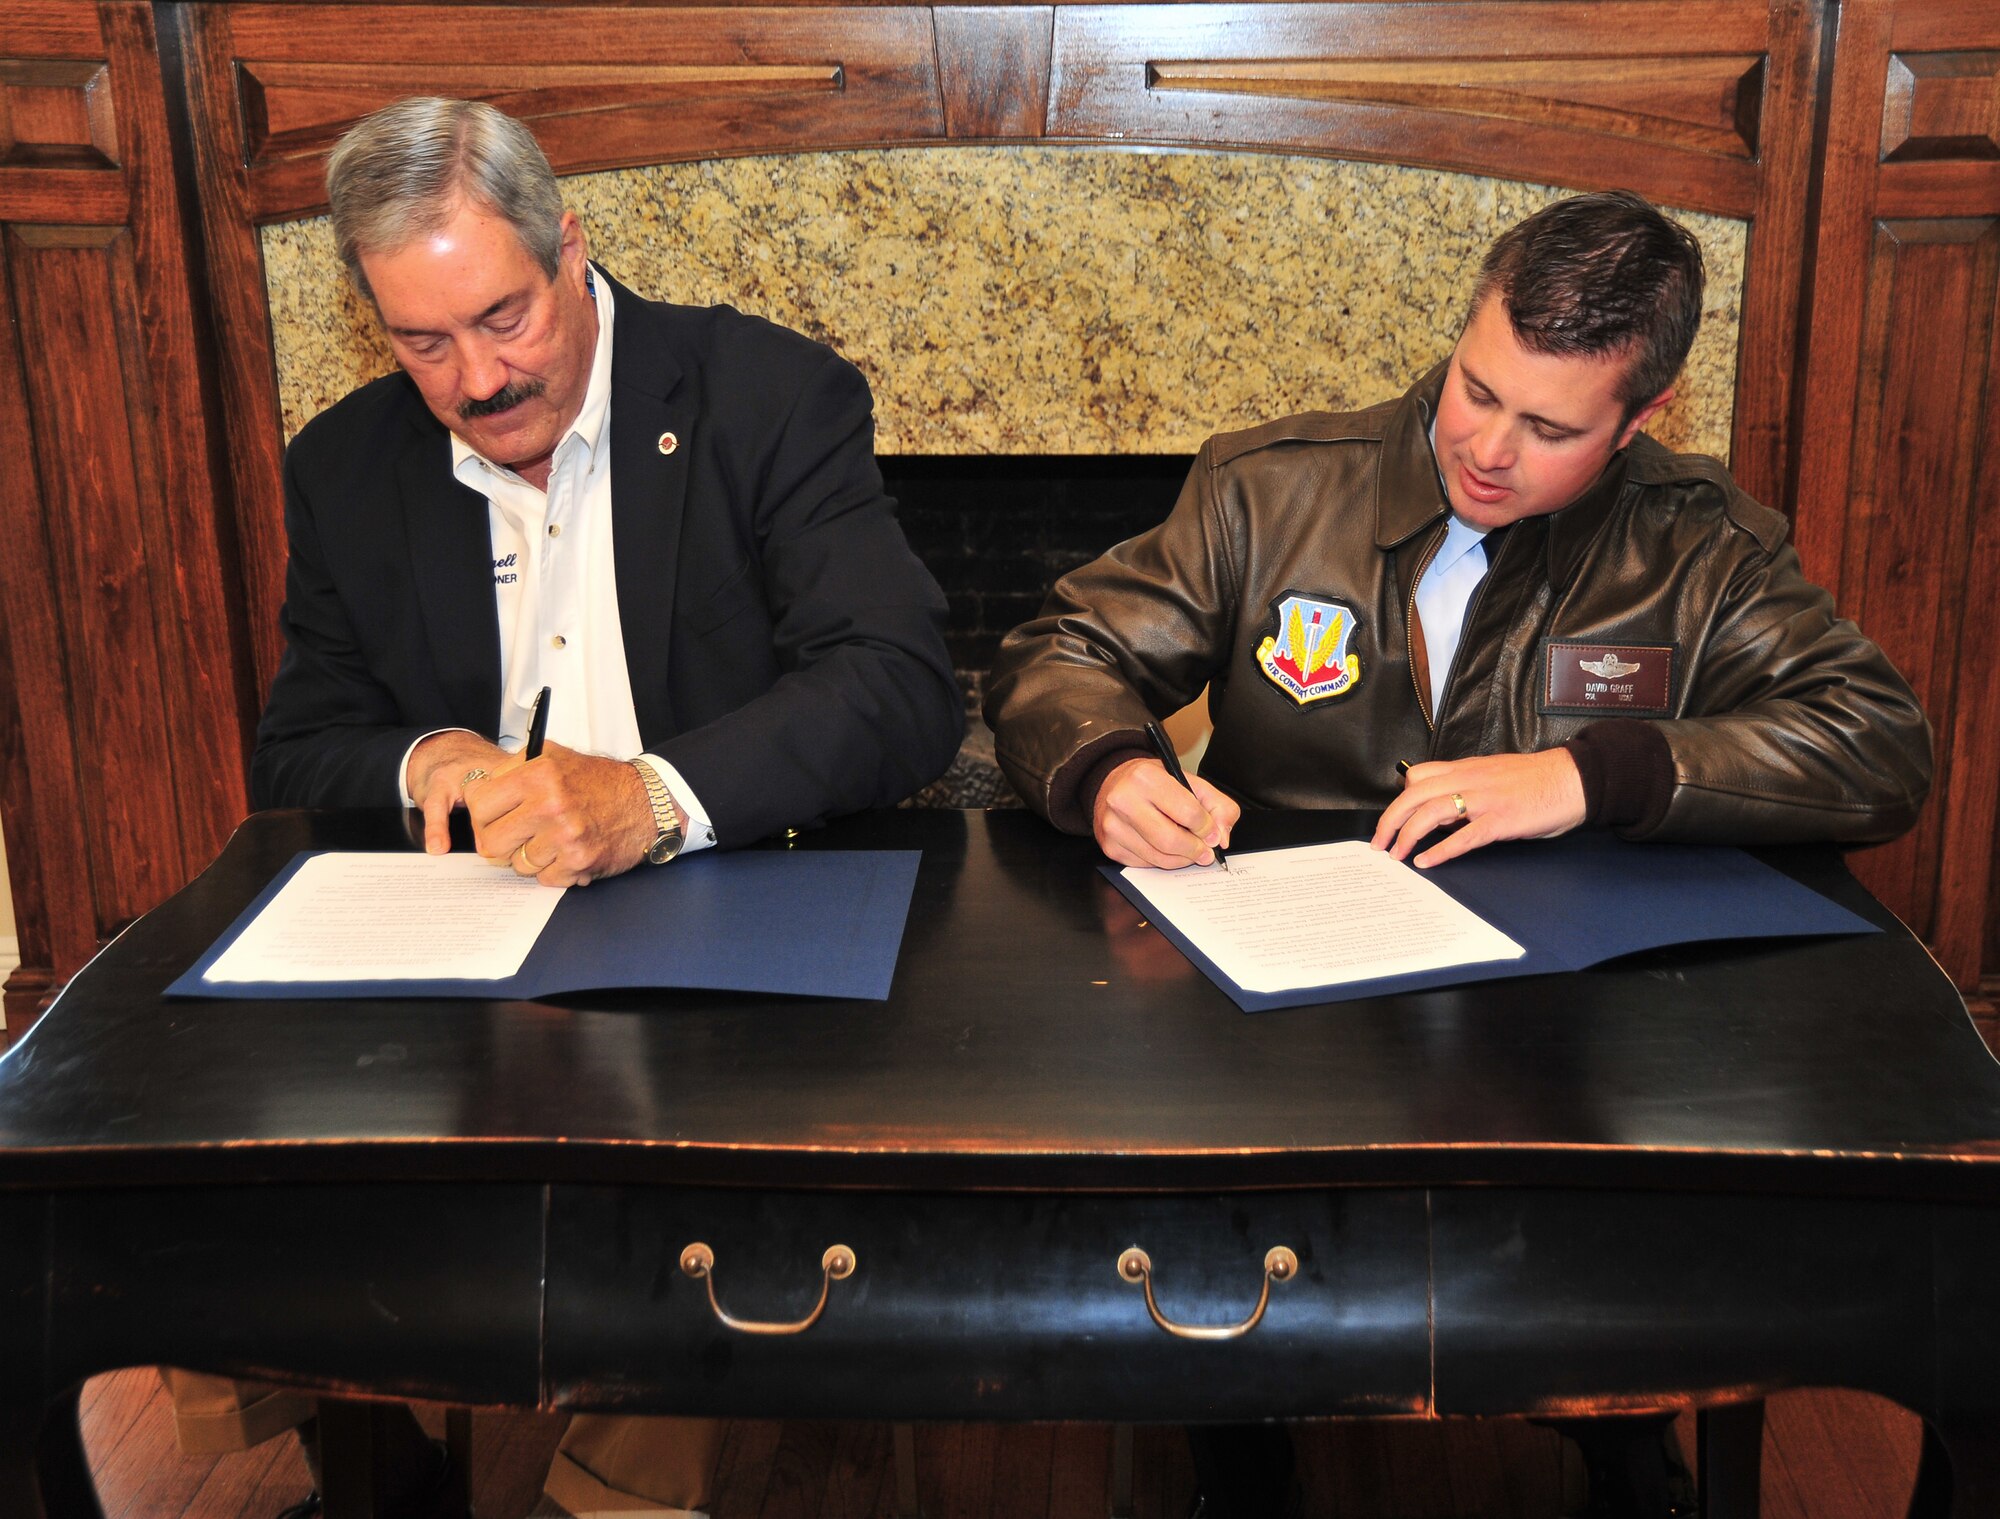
[326,97,565,300]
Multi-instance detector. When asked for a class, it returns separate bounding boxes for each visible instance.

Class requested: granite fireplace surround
[262,148,1746,805]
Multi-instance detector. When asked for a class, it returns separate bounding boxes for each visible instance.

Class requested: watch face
[647,831,681,865]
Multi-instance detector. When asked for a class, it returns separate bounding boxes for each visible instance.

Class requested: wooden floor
[78,1366,1923,1519]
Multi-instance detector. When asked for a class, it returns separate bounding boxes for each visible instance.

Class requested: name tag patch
[1256,593,1362,706]
[1542,641,1674,715]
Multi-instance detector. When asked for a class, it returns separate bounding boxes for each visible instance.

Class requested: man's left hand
[462,741,656,886]
[1371,749,1587,868]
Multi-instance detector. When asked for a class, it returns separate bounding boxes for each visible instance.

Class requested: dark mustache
[459,379,545,421]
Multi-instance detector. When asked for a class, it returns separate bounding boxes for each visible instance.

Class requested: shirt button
[548,524,561,538]
[551,635,567,650]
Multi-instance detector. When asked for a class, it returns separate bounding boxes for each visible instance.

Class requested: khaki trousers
[158,1370,722,1515]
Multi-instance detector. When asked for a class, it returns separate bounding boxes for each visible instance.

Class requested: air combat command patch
[1256,593,1362,705]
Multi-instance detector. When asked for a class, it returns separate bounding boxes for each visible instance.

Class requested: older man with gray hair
[165,94,962,1519]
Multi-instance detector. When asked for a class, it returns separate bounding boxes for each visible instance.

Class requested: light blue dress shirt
[1413,513,1490,717]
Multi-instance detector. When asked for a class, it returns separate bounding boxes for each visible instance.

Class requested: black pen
[524,686,551,760]
[1145,720,1228,869]
[1396,759,1412,777]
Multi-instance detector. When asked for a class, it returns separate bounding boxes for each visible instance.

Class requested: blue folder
[1103,834,1878,1011]
[168,849,923,1002]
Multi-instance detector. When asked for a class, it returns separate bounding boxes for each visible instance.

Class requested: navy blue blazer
[252,274,962,846]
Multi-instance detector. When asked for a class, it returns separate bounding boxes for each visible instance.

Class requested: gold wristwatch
[631,757,685,864]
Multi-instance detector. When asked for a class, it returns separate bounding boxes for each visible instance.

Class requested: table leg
[442,1407,472,1517]
[0,1402,43,1519]
[1110,1425,1134,1519]
[1697,1400,1763,1519]
[33,1386,101,1519]
[1907,1417,2000,1519]
[0,1384,104,1519]
[1549,1413,1676,1519]
[316,1399,378,1519]
[892,1422,921,1518]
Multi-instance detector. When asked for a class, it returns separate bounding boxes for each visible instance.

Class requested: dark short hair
[1470,190,1705,417]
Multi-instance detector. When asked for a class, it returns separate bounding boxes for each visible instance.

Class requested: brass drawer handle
[679,1241,856,1336]
[1116,1245,1297,1341]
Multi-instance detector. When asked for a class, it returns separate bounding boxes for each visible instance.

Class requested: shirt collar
[450,262,615,482]
[1425,414,1490,573]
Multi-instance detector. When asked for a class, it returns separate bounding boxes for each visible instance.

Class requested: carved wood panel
[0,1,251,1027]
[1047,3,1774,213]
[936,6,1054,138]
[0,57,119,169]
[1795,0,2000,989]
[1881,49,2000,161]
[228,6,946,220]
[8,224,191,923]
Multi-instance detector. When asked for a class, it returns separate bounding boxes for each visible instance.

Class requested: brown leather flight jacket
[985,367,1932,844]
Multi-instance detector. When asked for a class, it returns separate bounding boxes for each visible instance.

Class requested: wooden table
[3,808,1998,1516]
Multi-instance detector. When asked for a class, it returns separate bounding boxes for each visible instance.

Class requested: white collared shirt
[400,266,715,853]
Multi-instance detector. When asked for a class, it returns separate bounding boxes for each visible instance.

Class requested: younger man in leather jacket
[985,191,1931,873]
[986,186,1931,1519]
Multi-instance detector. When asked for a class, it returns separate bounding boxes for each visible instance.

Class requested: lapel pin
[658,431,679,456]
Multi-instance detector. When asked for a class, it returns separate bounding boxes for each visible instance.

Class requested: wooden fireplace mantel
[0,0,1995,1026]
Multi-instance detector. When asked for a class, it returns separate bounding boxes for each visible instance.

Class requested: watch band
[630,757,685,864]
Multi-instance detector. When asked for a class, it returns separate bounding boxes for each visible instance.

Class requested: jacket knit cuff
[1039,728,1155,834]
[1563,720,1674,832]
[1076,744,1157,834]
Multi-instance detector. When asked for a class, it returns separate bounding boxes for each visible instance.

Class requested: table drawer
[547,1186,1430,1420]
[45,1183,544,1404]
[1431,1188,1938,1416]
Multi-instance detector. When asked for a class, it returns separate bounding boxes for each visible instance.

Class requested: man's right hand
[407,731,514,855]
[1093,756,1240,869]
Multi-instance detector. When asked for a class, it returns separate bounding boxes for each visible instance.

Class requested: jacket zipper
[1406,521,1448,734]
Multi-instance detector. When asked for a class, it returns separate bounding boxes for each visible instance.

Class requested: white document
[1120,840,1523,993]
[204,853,568,983]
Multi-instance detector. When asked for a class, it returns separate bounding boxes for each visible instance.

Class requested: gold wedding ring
[1451,792,1467,820]
[460,768,488,787]
[515,843,550,872]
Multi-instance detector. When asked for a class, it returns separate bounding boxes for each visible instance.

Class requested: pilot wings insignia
[1579,653,1642,679]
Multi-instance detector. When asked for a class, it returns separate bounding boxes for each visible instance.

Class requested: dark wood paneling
[0,1,251,1014]
[1045,3,1769,215]
[174,3,293,695]
[0,225,98,987]
[1729,0,1822,511]
[240,59,851,166]
[97,0,256,868]
[0,165,125,220]
[1,0,103,55]
[0,58,118,169]
[937,6,1053,138]
[231,5,946,216]
[1141,53,1766,159]
[1794,0,2000,988]
[1880,49,2000,162]
[7,224,188,923]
